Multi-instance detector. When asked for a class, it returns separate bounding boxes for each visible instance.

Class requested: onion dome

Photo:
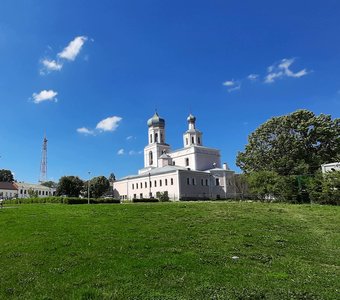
[147,112,165,127]
[187,113,196,123]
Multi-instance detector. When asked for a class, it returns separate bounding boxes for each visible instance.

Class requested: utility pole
[88,171,91,204]
[39,134,48,183]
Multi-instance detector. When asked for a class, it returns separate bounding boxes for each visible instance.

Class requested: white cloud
[247,74,259,81]
[58,36,88,61]
[117,149,124,155]
[41,59,63,73]
[222,80,236,87]
[265,58,309,83]
[128,150,142,155]
[32,90,58,104]
[126,135,134,140]
[222,79,241,92]
[96,116,122,132]
[77,127,94,135]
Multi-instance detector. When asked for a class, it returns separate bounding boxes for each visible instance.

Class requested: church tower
[143,112,170,169]
[183,114,203,147]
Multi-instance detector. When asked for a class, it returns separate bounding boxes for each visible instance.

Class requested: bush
[132,198,159,203]
[3,197,120,205]
[156,191,170,202]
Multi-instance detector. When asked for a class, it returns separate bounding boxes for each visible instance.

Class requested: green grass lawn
[0,202,339,299]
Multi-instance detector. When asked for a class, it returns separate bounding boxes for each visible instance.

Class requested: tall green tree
[56,176,84,197]
[84,176,110,198]
[237,110,340,175]
[0,169,14,182]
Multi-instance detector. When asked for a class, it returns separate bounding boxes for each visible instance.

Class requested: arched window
[155,133,158,143]
[198,137,201,145]
[186,138,188,145]
[149,151,153,165]
[150,134,153,143]
[185,158,189,166]
[191,136,194,144]
[160,133,163,143]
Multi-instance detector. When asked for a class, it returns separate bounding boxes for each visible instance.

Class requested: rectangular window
[145,182,147,188]
[160,180,162,187]
[150,181,152,188]
[165,179,168,186]
[201,179,204,186]
[132,184,134,190]
[133,194,136,199]
[205,179,208,186]
[187,178,190,185]
[136,183,138,189]
[154,180,157,187]
[140,193,143,199]
[215,178,219,186]
[171,178,174,185]
[192,178,196,185]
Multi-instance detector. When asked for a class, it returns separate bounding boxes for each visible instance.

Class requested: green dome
[147,112,165,127]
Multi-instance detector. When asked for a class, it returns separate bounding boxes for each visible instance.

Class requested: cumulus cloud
[58,36,88,61]
[96,116,122,132]
[265,58,309,83]
[77,127,95,135]
[32,90,58,104]
[117,149,125,155]
[222,79,241,92]
[247,74,259,81]
[41,59,63,74]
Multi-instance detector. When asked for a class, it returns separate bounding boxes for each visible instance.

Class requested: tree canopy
[56,176,84,197]
[84,176,110,198]
[0,169,14,182]
[237,110,340,175]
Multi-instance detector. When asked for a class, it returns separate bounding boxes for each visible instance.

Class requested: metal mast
[39,134,48,182]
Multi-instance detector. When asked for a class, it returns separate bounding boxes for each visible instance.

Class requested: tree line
[236,109,340,205]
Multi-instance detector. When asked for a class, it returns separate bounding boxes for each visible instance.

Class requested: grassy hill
[0,202,339,299]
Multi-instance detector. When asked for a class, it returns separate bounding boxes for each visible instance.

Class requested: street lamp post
[88,171,91,204]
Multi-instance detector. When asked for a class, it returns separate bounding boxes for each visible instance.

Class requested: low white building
[14,182,56,198]
[113,113,235,201]
[0,182,18,199]
[321,162,340,174]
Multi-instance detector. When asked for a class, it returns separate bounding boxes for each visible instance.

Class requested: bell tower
[143,112,170,168]
[183,114,203,147]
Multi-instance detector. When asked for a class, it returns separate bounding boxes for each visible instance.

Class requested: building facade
[14,182,56,198]
[0,182,18,199]
[113,113,235,201]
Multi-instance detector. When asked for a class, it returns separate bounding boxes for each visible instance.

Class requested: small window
[136,183,139,189]
[187,178,190,185]
[165,179,168,186]
[133,194,137,199]
[185,158,189,166]
[173,161,175,165]
[149,151,153,165]
[161,133,163,143]
[215,178,219,186]
[145,182,147,188]
[192,178,195,185]
[201,179,204,186]
[140,193,143,199]
[186,138,188,145]
[198,137,201,144]
[160,180,162,187]
[205,179,208,186]
[154,180,157,187]
[38,191,41,195]
[132,184,134,190]
[171,178,174,185]
[191,136,194,144]
[155,133,158,143]
[150,134,153,143]
[150,181,152,188]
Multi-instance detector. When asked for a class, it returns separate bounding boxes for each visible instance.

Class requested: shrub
[132,198,159,203]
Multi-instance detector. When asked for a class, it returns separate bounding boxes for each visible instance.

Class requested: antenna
[39,134,48,182]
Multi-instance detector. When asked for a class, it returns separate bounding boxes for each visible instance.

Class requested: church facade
[113,113,235,201]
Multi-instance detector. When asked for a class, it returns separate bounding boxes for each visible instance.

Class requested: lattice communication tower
[39,135,48,182]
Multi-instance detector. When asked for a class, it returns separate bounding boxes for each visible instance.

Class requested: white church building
[113,113,236,201]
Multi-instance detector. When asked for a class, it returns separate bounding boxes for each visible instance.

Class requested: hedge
[132,198,159,203]
[3,197,120,205]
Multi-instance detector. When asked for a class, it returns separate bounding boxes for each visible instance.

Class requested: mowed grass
[0,202,339,299]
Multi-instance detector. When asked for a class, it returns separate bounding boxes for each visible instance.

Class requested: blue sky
[0,0,339,183]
